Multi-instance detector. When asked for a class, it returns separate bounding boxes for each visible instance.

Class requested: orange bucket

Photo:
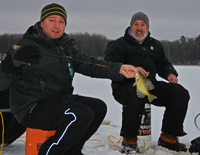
[25,128,56,155]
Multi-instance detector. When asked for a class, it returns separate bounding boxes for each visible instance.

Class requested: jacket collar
[124,26,151,47]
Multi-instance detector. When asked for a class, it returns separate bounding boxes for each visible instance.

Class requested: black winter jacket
[0,22,124,122]
[104,27,178,89]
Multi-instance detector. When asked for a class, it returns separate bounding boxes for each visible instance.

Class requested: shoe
[121,137,139,154]
[158,133,187,152]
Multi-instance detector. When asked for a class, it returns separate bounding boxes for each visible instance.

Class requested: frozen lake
[73,66,200,141]
[2,66,200,155]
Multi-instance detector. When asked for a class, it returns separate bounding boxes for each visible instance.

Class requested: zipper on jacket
[134,39,150,51]
[143,47,146,51]
[134,39,150,68]
[60,46,74,78]
[29,103,38,113]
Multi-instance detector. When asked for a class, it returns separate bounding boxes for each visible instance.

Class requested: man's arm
[66,45,138,81]
[156,41,178,80]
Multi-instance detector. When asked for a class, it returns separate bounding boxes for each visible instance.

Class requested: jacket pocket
[17,76,47,90]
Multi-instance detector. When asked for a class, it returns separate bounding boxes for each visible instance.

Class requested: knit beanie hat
[130,12,149,29]
[40,3,67,25]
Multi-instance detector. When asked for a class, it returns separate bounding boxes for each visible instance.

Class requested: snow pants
[21,95,107,155]
[113,80,190,138]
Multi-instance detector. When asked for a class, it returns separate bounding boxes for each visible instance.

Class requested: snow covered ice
[2,66,200,155]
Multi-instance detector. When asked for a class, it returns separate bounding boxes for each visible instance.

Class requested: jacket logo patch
[150,46,154,50]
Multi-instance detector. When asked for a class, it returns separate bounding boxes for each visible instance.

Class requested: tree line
[0,33,200,65]
[162,35,200,65]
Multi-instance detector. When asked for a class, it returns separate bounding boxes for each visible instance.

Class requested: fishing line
[41,52,109,69]
[11,45,109,69]
[194,113,200,131]
[0,112,4,155]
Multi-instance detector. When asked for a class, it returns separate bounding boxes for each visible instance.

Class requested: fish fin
[133,82,137,87]
[148,94,158,102]
[147,80,155,90]
[136,87,146,98]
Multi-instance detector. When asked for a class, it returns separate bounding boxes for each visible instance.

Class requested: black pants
[21,95,107,155]
[113,81,190,138]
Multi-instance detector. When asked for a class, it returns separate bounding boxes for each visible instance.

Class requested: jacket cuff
[112,63,124,81]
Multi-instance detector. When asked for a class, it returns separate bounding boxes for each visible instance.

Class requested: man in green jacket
[104,12,190,153]
[0,3,138,155]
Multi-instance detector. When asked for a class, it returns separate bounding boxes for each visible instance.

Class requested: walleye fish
[133,70,157,102]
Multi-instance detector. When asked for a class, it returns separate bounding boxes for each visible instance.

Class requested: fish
[133,70,157,102]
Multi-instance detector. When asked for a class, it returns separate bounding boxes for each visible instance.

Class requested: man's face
[131,20,148,43]
[40,15,65,39]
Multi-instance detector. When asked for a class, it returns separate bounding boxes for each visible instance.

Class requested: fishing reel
[189,113,200,154]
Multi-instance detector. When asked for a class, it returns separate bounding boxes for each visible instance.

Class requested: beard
[131,30,148,42]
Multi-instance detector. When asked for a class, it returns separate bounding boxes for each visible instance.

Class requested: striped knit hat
[40,3,67,25]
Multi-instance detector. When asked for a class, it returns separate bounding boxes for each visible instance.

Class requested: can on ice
[137,103,151,143]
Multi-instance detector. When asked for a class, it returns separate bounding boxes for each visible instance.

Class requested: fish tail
[148,94,158,103]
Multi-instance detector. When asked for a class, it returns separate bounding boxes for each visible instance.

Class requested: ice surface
[1,66,200,155]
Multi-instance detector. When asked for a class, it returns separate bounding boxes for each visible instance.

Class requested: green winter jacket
[0,22,123,123]
[104,27,178,89]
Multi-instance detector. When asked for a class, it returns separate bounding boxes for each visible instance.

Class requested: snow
[1,66,200,155]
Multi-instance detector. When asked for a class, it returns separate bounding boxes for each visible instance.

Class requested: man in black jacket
[104,12,190,154]
[0,3,139,155]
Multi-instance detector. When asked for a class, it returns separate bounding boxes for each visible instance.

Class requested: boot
[158,133,187,152]
[121,137,139,154]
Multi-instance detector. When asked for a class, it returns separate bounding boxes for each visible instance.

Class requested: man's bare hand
[119,65,138,78]
[135,67,149,77]
[168,73,178,83]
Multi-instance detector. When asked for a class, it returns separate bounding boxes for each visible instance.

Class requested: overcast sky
[1,0,200,41]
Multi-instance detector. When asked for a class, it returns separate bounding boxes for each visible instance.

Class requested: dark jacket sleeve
[69,46,124,81]
[156,41,178,80]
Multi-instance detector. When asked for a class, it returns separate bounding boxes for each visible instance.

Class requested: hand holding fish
[119,65,138,78]
[135,67,149,77]
[133,69,157,102]
[168,73,178,83]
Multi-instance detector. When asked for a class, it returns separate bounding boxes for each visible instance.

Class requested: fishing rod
[195,112,200,131]
[12,45,109,68]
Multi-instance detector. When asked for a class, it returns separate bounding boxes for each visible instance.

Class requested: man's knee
[175,84,190,101]
[77,105,95,122]
[172,84,190,109]
[92,98,107,115]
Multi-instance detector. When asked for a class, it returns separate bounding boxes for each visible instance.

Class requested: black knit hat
[40,3,67,25]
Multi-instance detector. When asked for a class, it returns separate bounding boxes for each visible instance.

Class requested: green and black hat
[40,3,67,25]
